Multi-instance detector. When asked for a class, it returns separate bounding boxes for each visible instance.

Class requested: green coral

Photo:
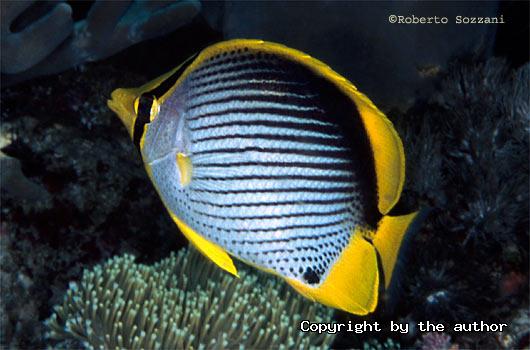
[46,248,334,349]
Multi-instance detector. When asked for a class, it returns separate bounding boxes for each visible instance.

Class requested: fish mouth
[107,88,138,138]
[107,97,119,114]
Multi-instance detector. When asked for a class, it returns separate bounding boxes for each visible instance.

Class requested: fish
[108,39,419,315]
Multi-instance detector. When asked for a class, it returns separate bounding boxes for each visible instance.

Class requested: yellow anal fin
[286,232,379,315]
[169,212,239,277]
[373,212,418,288]
[176,153,192,187]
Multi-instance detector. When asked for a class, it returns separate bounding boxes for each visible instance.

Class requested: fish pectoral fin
[373,211,419,288]
[286,231,379,315]
[169,212,239,277]
[176,153,192,187]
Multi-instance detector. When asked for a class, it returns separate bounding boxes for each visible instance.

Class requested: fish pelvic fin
[373,211,419,289]
[169,212,239,278]
[286,231,379,315]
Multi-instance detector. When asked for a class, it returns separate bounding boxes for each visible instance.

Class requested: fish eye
[150,97,160,122]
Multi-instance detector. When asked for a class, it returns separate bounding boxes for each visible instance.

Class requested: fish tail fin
[373,210,426,290]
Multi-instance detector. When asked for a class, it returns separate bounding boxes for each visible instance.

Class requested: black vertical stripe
[133,53,198,151]
[133,95,154,151]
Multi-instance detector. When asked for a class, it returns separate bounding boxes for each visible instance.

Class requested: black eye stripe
[131,52,199,153]
[133,95,154,152]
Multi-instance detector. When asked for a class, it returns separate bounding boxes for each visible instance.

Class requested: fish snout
[107,88,138,139]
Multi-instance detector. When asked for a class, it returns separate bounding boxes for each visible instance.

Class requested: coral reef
[395,58,529,348]
[418,332,455,350]
[2,0,201,85]
[0,64,186,348]
[46,248,334,349]
[401,58,529,247]
[0,130,51,209]
[0,10,527,347]
[0,224,45,348]
[362,338,401,350]
[495,308,529,349]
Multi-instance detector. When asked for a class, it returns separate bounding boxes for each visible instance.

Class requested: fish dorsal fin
[168,212,239,277]
[349,94,405,214]
[286,230,379,315]
[183,39,405,214]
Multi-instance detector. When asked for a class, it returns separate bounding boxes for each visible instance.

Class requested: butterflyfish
[108,39,419,315]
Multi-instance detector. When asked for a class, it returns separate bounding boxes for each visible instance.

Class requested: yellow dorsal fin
[168,212,239,277]
[176,153,192,187]
[286,231,378,315]
[373,212,418,288]
[351,94,405,214]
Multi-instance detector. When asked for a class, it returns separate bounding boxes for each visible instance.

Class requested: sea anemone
[45,248,334,349]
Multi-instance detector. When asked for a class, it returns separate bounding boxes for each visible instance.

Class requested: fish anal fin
[169,212,239,277]
[373,212,418,288]
[286,232,378,315]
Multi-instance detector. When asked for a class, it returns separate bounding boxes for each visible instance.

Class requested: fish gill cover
[0,1,528,349]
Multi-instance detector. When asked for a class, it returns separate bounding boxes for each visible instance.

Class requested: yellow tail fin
[372,212,419,288]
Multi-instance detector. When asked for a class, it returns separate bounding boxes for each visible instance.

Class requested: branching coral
[400,59,529,247]
[2,0,201,85]
[393,58,529,348]
[46,248,334,349]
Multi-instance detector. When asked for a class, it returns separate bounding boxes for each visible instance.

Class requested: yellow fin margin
[352,95,405,214]
[286,232,378,315]
[169,212,239,277]
[373,212,418,288]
